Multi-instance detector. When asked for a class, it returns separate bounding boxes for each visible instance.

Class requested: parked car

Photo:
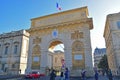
[25,71,45,79]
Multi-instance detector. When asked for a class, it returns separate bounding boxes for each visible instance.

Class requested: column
[40,49,48,73]
[64,47,72,69]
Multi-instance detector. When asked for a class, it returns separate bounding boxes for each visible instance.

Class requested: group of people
[50,68,114,80]
[81,68,113,80]
[94,69,113,80]
[50,67,70,80]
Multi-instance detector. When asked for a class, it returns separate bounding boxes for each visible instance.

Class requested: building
[47,50,64,70]
[26,6,93,76]
[44,50,65,76]
[0,30,29,74]
[0,6,94,76]
[93,48,106,67]
[52,50,64,70]
[104,12,120,75]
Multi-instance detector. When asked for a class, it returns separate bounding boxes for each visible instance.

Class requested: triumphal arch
[26,6,93,76]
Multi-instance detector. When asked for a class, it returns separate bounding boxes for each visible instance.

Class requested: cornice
[28,18,93,33]
[0,30,29,39]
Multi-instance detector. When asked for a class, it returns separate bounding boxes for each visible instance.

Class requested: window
[5,46,8,54]
[12,64,15,68]
[0,44,1,54]
[117,21,120,29]
[1,64,5,70]
[14,45,18,54]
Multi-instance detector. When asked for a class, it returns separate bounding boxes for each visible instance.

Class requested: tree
[98,55,109,70]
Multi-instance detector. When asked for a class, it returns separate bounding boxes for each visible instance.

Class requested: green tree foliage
[98,55,109,70]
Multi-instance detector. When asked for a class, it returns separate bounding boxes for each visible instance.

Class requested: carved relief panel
[72,40,85,69]
[33,37,41,44]
[31,43,41,69]
[71,30,83,40]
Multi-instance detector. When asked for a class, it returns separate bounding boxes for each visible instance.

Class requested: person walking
[107,69,113,80]
[64,68,70,80]
[60,71,64,80]
[50,70,56,80]
[94,71,99,80]
[19,69,21,74]
[81,69,86,80]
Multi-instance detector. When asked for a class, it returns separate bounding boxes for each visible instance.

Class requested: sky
[0,0,120,52]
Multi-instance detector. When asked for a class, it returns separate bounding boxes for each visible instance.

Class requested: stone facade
[0,6,94,76]
[0,30,29,74]
[52,50,64,70]
[26,6,93,76]
[104,12,120,75]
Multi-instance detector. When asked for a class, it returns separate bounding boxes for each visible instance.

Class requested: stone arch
[48,39,65,50]
[48,39,65,70]
[72,40,85,69]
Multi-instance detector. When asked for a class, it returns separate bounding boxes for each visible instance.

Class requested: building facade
[0,6,94,76]
[52,50,64,70]
[104,12,120,75]
[0,30,29,74]
[93,48,106,67]
[26,6,93,76]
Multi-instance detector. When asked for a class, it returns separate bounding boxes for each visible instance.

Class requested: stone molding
[28,18,93,33]
[0,30,29,39]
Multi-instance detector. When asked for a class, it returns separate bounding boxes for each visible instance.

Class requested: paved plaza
[1,75,119,80]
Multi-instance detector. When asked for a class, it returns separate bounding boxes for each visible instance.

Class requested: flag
[56,2,61,10]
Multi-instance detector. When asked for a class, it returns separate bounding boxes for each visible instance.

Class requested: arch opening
[48,40,65,71]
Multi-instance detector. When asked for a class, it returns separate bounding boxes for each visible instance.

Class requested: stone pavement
[18,75,120,80]
[0,75,120,80]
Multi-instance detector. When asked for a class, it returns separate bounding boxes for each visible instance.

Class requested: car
[25,71,45,79]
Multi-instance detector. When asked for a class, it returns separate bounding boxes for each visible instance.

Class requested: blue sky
[0,0,120,52]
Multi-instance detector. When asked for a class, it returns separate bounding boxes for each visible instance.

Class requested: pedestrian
[50,69,56,80]
[107,69,113,80]
[102,70,105,76]
[94,71,99,80]
[60,71,64,80]
[19,69,21,74]
[64,67,70,80]
[81,69,86,80]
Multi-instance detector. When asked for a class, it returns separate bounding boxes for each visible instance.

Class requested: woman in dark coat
[64,68,70,80]
[81,69,86,80]
[94,71,99,80]
[108,69,113,80]
[60,71,64,80]
[50,70,56,80]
